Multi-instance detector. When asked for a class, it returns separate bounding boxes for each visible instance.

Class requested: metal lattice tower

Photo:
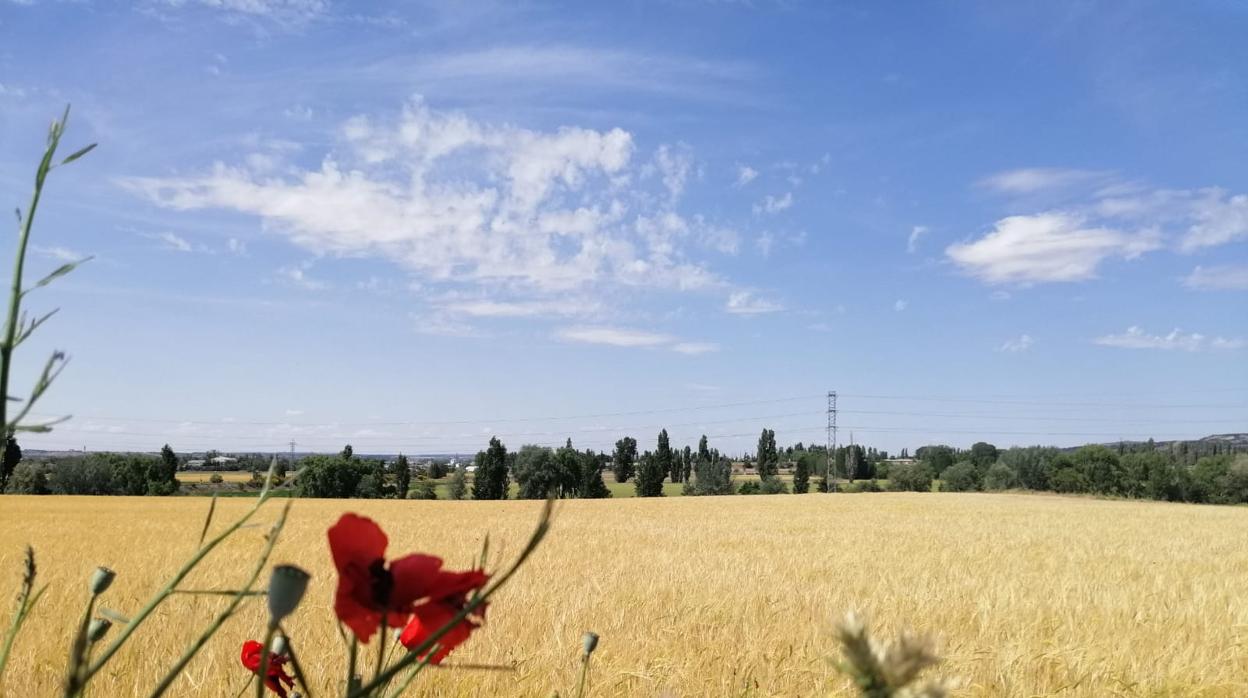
[826,391,837,491]
[288,440,296,466]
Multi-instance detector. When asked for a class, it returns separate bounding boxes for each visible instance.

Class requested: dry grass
[0,493,1246,697]
[176,471,255,483]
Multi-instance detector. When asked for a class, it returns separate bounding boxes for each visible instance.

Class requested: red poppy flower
[328,513,490,644]
[399,595,488,664]
[240,640,295,698]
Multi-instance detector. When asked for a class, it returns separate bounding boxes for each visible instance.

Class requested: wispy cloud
[443,298,602,318]
[998,334,1034,353]
[752,192,793,215]
[1093,326,1245,352]
[148,231,196,253]
[906,225,928,254]
[1184,264,1248,291]
[555,325,715,355]
[946,213,1159,285]
[735,164,758,187]
[893,299,908,312]
[979,168,1109,194]
[725,291,783,315]
[32,245,85,262]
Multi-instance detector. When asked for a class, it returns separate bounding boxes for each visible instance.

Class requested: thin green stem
[0,110,62,436]
[383,648,438,698]
[275,627,314,698]
[575,655,591,698]
[63,594,97,697]
[254,625,276,698]
[148,501,290,698]
[374,618,387,681]
[347,635,359,694]
[82,457,281,684]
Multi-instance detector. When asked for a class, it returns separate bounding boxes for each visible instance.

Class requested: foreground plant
[835,613,954,698]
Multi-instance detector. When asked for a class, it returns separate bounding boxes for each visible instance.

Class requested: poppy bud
[90,567,115,595]
[87,618,111,643]
[267,565,310,625]
[581,632,599,657]
[271,634,288,657]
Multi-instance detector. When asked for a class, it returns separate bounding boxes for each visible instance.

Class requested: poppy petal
[328,514,388,572]
[387,553,445,608]
[399,600,483,664]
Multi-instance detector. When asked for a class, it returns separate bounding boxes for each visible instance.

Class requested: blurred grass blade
[30,257,92,291]
[60,143,96,166]
[198,496,218,548]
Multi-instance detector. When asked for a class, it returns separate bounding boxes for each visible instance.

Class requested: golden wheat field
[1,492,1246,697]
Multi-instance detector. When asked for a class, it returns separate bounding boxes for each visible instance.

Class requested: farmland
[1,493,1246,696]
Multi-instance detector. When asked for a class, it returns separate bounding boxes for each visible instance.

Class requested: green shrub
[408,479,438,500]
[759,478,789,495]
[447,466,467,500]
[738,480,761,495]
[982,462,1018,491]
[889,462,933,492]
[6,462,48,494]
[1050,467,1088,493]
[209,472,224,484]
[940,461,979,492]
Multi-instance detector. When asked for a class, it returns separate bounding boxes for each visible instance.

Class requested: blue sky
[1,0,1245,456]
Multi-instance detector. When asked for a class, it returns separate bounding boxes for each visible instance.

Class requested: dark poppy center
[368,559,394,609]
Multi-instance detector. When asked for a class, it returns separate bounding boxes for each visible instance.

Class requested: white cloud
[893,299,908,312]
[735,165,758,187]
[125,99,731,313]
[277,264,328,290]
[653,144,694,202]
[998,334,1034,353]
[227,237,248,256]
[32,245,84,262]
[556,326,670,347]
[906,225,928,253]
[1181,189,1248,251]
[1093,326,1245,352]
[150,231,195,253]
[555,326,716,355]
[979,168,1107,194]
[755,231,774,257]
[726,291,783,315]
[1184,264,1248,291]
[154,0,327,22]
[284,409,304,416]
[946,212,1160,285]
[443,298,601,318]
[752,192,793,215]
[671,342,719,355]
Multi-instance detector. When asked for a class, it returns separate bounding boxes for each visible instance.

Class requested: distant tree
[427,460,449,479]
[49,455,115,495]
[917,445,955,478]
[341,444,354,460]
[394,454,411,499]
[755,429,778,480]
[1,438,21,491]
[889,462,933,492]
[655,430,675,484]
[448,465,467,500]
[554,439,584,497]
[144,444,181,495]
[1049,466,1088,494]
[635,450,666,497]
[940,461,979,492]
[968,442,999,471]
[982,462,1018,491]
[296,453,369,498]
[1072,445,1122,495]
[110,455,150,496]
[793,452,811,494]
[6,461,47,494]
[407,479,438,500]
[681,446,693,482]
[472,437,510,500]
[612,437,637,483]
[514,445,559,499]
[579,449,611,499]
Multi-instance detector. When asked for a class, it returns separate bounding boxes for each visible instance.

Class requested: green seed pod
[90,567,115,595]
[581,631,599,657]
[267,565,310,624]
[87,618,112,643]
